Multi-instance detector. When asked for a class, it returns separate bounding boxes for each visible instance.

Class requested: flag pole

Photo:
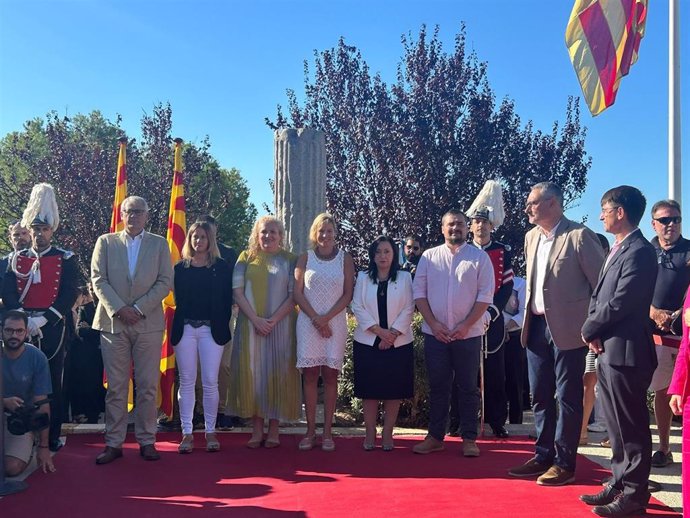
[668,0,682,203]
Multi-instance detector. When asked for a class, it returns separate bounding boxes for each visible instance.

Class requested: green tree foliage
[0,103,256,277]
[268,25,591,272]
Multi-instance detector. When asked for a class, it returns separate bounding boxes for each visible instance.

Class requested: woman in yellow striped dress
[227,216,301,448]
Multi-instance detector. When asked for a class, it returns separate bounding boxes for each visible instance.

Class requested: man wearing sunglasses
[401,235,424,278]
[647,199,690,469]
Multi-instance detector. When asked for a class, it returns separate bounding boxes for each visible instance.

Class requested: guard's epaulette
[493,240,511,252]
[54,247,75,260]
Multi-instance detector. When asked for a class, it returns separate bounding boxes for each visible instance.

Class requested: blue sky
[1,0,688,241]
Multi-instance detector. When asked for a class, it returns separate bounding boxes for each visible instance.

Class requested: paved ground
[6,410,683,514]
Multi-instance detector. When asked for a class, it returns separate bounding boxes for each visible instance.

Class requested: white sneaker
[587,423,607,433]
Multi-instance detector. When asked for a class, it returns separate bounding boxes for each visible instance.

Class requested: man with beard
[400,235,424,278]
[2,310,55,476]
[0,221,31,305]
[509,182,604,486]
[412,209,494,457]
[2,184,79,453]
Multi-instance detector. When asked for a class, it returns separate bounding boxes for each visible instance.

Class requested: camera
[6,398,50,436]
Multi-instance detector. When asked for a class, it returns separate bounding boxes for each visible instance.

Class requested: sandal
[362,441,375,451]
[178,434,194,454]
[264,438,281,449]
[247,435,264,449]
[206,433,220,452]
[382,440,395,452]
[298,435,316,451]
[322,437,335,452]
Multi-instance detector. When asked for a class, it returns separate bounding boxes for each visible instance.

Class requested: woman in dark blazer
[172,221,233,453]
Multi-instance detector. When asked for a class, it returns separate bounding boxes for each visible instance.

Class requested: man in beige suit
[508,182,604,486]
[91,196,173,464]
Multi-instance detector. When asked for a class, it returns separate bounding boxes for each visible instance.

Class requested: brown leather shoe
[139,443,161,461]
[508,457,551,477]
[96,446,123,465]
[536,465,575,486]
[462,439,480,457]
[412,435,444,455]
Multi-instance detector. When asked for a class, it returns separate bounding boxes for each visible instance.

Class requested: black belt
[184,319,211,328]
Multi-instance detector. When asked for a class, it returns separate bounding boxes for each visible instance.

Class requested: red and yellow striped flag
[109,137,128,233]
[566,0,648,116]
[158,138,186,419]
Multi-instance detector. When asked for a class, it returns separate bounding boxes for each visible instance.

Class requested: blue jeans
[424,333,481,441]
[526,315,587,472]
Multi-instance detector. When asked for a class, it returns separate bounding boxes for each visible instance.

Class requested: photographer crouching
[3,310,55,476]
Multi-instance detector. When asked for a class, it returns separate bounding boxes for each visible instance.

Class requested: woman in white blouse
[351,236,415,451]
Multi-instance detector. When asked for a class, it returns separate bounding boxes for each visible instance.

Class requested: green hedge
[337,313,430,428]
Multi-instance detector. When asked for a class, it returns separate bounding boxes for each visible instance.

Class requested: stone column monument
[274,128,327,255]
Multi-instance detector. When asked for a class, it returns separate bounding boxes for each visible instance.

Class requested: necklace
[314,247,338,261]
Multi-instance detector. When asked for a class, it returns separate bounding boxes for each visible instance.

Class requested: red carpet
[2,433,680,517]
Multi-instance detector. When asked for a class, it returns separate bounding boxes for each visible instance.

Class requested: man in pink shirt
[412,209,494,457]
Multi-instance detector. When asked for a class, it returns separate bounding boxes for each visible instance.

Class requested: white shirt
[125,231,144,279]
[412,242,495,338]
[531,220,562,315]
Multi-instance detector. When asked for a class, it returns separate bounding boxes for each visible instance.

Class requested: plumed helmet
[466,180,505,229]
[21,183,60,231]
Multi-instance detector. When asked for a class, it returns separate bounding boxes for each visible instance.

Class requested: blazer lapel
[545,219,570,275]
[594,229,641,294]
[117,231,132,283]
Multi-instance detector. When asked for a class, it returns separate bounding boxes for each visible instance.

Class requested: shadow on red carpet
[1,433,680,517]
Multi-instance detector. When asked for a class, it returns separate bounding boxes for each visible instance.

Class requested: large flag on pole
[109,137,128,233]
[158,138,186,419]
[105,137,134,411]
[566,0,648,116]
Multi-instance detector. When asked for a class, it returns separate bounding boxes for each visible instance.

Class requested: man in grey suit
[580,186,657,517]
[91,196,173,464]
[508,182,605,486]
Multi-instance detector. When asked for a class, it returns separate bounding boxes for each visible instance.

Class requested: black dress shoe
[592,495,646,517]
[580,485,622,506]
[140,444,161,461]
[96,446,123,465]
[491,425,509,438]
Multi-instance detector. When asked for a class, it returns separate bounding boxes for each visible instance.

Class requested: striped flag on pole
[566,0,648,116]
[105,137,134,411]
[158,138,186,419]
[109,137,128,233]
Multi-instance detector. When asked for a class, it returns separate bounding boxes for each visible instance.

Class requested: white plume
[466,180,505,228]
[21,183,60,230]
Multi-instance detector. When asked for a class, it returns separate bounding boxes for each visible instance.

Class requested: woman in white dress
[294,213,354,451]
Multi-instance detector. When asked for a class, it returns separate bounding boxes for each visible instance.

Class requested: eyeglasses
[525,196,553,210]
[654,216,682,226]
[123,209,146,216]
[600,206,621,216]
[3,328,26,335]
[405,245,420,251]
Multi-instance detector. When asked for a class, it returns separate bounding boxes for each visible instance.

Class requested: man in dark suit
[508,182,604,486]
[580,186,658,517]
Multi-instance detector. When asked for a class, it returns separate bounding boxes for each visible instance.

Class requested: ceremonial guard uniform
[471,237,514,434]
[1,183,79,450]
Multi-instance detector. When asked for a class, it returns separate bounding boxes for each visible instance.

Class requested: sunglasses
[654,216,682,225]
